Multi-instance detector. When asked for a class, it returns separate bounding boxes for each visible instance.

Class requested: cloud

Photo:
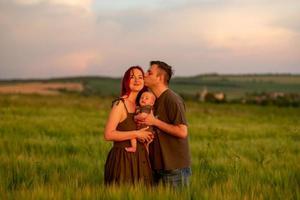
[0,0,299,79]
[13,0,92,10]
[0,0,101,78]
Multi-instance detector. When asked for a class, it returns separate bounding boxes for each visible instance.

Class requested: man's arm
[139,111,188,139]
[153,118,188,139]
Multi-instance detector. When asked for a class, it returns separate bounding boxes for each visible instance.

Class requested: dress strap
[111,98,129,114]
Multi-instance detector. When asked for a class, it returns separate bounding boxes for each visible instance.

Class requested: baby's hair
[143,91,156,101]
[138,91,156,107]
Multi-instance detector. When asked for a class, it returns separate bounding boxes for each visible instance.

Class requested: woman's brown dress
[104,99,152,185]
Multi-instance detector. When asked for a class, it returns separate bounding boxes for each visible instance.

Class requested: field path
[0,82,83,95]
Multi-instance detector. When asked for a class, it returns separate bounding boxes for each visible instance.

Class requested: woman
[104,66,153,185]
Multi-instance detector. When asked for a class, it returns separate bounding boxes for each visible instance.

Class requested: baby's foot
[125,147,136,153]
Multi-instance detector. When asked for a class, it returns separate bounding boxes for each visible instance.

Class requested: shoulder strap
[111,98,121,107]
[121,98,129,114]
[111,97,129,113]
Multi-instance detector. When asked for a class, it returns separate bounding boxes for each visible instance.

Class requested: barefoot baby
[125,91,156,152]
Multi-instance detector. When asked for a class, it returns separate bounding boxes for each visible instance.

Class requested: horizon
[1,72,300,82]
[1,0,300,79]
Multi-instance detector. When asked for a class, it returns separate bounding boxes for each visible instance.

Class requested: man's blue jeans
[153,167,192,187]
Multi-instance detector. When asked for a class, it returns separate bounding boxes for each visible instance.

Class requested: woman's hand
[136,127,154,143]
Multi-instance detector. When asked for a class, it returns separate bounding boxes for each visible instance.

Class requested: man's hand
[139,110,157,126]
[138,111,188,139]
[134,113,147,122]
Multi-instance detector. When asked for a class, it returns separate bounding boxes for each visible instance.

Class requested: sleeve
[166,96,188,126]
[140,105,152,114]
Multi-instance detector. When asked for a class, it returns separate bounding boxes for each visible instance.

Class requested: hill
[1,74,300,99]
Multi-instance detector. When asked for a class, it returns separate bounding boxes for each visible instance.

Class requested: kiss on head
[104,61,191,187]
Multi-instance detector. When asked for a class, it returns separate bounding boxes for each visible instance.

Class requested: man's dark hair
[150,60,174,84]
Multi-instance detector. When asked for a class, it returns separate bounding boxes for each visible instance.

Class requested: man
[140,60,191,187]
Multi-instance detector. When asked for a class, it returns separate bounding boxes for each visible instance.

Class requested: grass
[0,94,299,199]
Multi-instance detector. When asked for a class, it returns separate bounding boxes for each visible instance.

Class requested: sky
[0,0,299,79]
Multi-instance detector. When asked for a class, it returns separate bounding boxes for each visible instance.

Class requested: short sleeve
[140,105,152,114]
[166,96,188,126]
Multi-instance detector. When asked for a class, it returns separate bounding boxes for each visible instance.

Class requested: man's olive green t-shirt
[149,89,191,170]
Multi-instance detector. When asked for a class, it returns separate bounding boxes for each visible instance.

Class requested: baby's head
[139,91,156,107]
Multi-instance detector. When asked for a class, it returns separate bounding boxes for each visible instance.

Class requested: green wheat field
[0,94,299,199]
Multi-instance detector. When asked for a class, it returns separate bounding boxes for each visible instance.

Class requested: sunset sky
[0,0,299,79]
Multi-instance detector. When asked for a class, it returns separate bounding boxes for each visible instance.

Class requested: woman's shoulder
[111,96,126,108]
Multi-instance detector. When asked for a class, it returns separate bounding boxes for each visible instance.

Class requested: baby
[125,91,156,153]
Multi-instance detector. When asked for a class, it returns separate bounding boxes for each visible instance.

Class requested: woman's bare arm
[104,101,153,142]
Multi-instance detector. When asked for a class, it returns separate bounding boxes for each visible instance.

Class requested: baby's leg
[145,138,153,154]
[125,139,137,152]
